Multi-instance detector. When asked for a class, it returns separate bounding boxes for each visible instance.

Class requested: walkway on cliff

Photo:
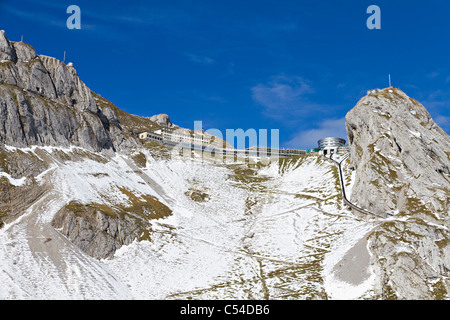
[325,153,389,219]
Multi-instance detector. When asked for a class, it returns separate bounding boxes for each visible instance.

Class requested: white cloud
[434,115,450,133]
[251,75,318,120]
[427,71,440,79]
[284,118,348,149]
[187,54,215,65]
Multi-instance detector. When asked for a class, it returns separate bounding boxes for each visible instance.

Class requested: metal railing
[325,153,389,219]
[143,137,305,158]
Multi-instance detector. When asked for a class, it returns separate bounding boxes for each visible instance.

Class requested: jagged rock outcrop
[148,113,173,127]
[52,198,172,259]
[346,87,450,217]
[39,55,97,113]
[51,202,143,259]
[0,176,48,227]
[0,30,158,154]
[0,30,17,62]
[346,87,450,299]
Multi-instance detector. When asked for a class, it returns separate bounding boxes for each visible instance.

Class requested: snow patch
[0,172,27,186]
[409,130,421,138]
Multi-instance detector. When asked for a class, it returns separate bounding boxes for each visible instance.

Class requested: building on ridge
[318,137,347,156]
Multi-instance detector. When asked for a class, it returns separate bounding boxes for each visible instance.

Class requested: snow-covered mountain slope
[0,144,377,299]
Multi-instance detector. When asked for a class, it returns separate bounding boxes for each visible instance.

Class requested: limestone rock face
[39,55,97,113]
[51,196,172,260]
[51,203,144,259]
[148,113,173,127]
[0,84,112,152]
[345,87,450,299]
[346,87,450,217]
[0,30,17,62]
[12,41,37,62]
[0,30,159,153]
[0,177,48,226]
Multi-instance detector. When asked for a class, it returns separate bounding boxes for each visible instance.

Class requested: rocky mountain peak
[0,30,17,62]
[148,113,173,127]
[12,41,37,62]
[345,87,450,299]
[0,30,161,153]
[346,86,450,218]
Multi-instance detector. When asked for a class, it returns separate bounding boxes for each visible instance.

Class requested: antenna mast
[63,51,66,64]
[389,74,391,87]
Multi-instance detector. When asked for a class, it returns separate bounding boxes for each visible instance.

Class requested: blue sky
[1,0,449,149]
